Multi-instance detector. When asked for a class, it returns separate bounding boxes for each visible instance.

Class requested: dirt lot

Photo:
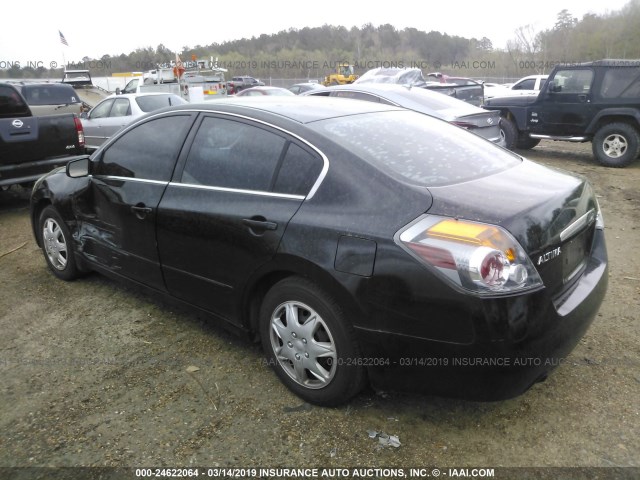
[0,141,638,479]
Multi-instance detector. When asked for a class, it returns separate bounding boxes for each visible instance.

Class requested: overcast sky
[1,0,631,70]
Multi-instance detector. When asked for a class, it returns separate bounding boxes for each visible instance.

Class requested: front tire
[39,205,80,281]
[259,277,366,406]
[592,123,640,168]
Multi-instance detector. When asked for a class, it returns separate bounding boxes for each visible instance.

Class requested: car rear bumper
[355,230,608,401]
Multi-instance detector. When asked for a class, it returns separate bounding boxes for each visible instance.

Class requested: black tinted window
[273,143,323,195]
[181,116,286,191]
[513,79,535,90]
[600,68,640,98]
[311,110,520,187]
[0,85,30,117]
[96,115,191,180]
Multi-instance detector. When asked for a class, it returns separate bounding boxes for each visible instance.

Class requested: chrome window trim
[168,181,305,200]
[93,175,168,186]
[129,108,330,200]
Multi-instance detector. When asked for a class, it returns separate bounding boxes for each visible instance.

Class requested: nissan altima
[31,97,608,406]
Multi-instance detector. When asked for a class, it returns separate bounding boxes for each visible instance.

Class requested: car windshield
[310,110,520,187]
[135,94,186,112]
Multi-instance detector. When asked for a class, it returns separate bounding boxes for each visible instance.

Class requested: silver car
[81,92,187,151]
[303,83,504,146]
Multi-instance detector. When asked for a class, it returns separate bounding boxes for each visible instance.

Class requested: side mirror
[548,81,561,93]
[66,156,91,178]
[115,87,121,95]
[80,111,88,119]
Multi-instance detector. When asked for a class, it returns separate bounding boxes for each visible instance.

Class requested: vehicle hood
[483,94,539,107]
[426,159,597,256]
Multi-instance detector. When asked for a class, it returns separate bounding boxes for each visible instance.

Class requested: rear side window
[311,110,520,187]
[181,116,286,191]
[0,85,30,117]
[96,115,191,181]
[333,91,382,102]
[135,94,186,112]
[22,85,79,105]
[600,68,640,98]
[273,143,324,195]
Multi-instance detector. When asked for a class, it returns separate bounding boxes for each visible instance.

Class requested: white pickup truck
[484,75,549,100]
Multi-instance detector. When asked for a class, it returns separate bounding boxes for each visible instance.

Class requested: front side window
[110,98,130,117]
[95,115,191,180]
[513,79,535,90]
[90,99,114,119]
[181,116,286,191]
[552,69,593,94]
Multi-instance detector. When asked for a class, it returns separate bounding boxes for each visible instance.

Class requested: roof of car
[169,96,403,124]
[105,92,183,100]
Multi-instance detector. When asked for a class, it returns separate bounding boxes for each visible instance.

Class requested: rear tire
[500,117,518,150]
[259,277,366,406]
[38,206,80,281]
[592,123,640,168]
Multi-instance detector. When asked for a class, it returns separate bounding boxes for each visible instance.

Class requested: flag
[59,30,69,46]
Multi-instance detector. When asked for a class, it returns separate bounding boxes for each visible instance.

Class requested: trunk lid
[427,160,599,294]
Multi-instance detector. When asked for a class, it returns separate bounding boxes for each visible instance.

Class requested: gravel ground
[0,141,638,480]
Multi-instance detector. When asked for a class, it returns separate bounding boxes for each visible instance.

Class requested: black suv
[483,59,640,167]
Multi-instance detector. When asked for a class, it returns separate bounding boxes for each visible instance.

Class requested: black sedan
[31,97,608,406]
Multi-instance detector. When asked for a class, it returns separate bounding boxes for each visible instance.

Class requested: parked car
[485,75,548,99]
[0,82,85,188]
[303,83,504,146]
[234,86,295,97]
[288,82,325,95]
[16,82,83,116]
[483,60,640,166]
[227,76,265,94]
[81,92,187,152]
[31,97,607,406]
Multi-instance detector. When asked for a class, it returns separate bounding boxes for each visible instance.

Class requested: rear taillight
[396,215,543,296]
[74,116,85,147]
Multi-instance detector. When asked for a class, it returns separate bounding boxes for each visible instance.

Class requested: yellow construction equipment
[322,64,358,86]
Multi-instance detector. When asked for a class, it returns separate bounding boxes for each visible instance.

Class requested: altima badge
[537,247,561,265]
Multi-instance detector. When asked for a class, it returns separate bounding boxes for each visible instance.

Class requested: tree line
[2,0,639,81]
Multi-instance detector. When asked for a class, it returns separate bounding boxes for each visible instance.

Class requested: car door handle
[131,204,152,219]
[242,218,278,231]
[578,94,588,102]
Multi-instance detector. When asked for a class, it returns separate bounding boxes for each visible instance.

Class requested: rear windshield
[310,110,520,187]
[0,85,31,117]
[21,84,80,105]
[135,94,186,112]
